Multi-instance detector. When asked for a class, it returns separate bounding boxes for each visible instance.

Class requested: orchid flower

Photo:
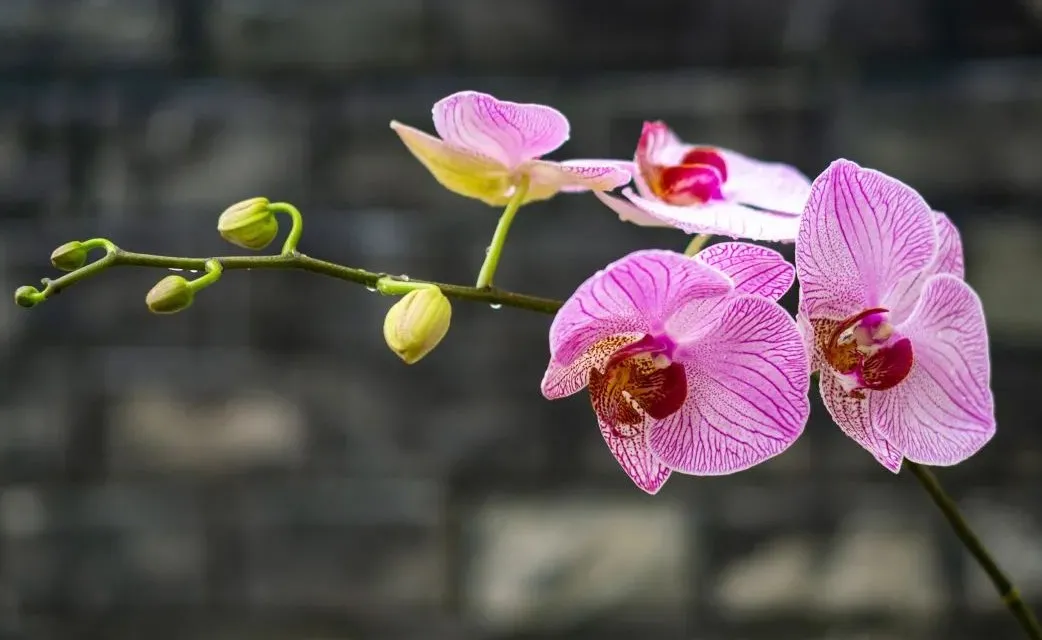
[595,121,812,242]
[541,246,810,494]
[390,91,631,206]
[795,159,995,471]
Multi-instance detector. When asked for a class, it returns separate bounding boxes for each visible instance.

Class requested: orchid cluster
[393,91,994,494]
[12,91,1040,638]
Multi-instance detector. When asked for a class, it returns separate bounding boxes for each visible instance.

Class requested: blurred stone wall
[0,1,1041,639]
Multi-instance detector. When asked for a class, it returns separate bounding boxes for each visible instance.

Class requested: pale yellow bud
[382,287,452,364]
[50,241,88,271]
[217,197,278,250]
[146,275,194,314]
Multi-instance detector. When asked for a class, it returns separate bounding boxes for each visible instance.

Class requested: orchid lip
[820,308,914,395]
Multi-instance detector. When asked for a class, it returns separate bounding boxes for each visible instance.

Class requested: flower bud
[383,287,452,364]
[50,241,88,271]
[145,275,194,314]
[14,285,42,308]
[217,197,278,250]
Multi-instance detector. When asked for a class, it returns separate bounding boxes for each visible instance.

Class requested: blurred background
[1,1,1042,638]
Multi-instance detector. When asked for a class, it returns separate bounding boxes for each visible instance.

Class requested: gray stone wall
[1,1,1041,638]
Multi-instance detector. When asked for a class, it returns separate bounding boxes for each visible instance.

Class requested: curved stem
[907,462,1042,639]
[683,233,712,256]
[269,202,304,255]
[187,258,224,291]
[475,175,530,289]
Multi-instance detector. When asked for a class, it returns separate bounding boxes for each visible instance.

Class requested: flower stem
[269,202,304,255]
[683,233,712,256]
[475,175,530,289]
[12,242,564,315]
[906,462,1042,639]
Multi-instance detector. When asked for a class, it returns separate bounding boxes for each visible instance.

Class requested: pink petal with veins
[647,294,810,474]
[886,211,966,324]
[795,159,938,320]
[694,242,795,301]
[819,373,904,472]
[544,249,733,371]
[871,274,994,465]
[432,91,570,168]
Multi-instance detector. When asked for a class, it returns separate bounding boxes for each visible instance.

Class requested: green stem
[14,243,563,315]
[375,277,437,296]
[907,462,1042,639]
[683,233,712,256]
[269,202,304,255]
[475,175,530,289]
[187,259,224,291]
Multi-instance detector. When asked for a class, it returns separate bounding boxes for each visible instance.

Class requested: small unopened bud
[146,275,194,314]
[217,197,277,250]
[50,241,88,271]
[383,287,452,364]
[14,285,42,308]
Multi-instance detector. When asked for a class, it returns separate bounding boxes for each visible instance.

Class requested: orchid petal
[717,149,812,215]
[540,333,643,399]
[695,242,795,301]
[599,418,672,494]
[795,159,938,320]
[546,250,733,368]
[522,159,632,204]
[623,188,801,242]
[390,121,511,205]
[886,211,966,324]
[593,191,674,227]
[819,373,904,472]
[635,121,690,167]
[432,91,570,168]
[871,275,994,466]
[647,294,810,474]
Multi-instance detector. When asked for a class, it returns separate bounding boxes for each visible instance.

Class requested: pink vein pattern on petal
[886,211,966,324]
[795,159,937,319]
[432,91,570,168]
[871,274,994,466]
[548,250,733,366]
[695,242,795,301]
[524,159,632,197]
[717,149,812,215]
[540,333,644,399]
[819,373,904,471]
[593,191,673,228]
[624,189,801,242]
[599,418,672,494]
[647,295,810,474]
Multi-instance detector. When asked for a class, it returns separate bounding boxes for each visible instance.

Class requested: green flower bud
[50,241,88,271]
[14,285,42,308]
[217,197,277,250]
[145,275,195,314]
[383,287,452,364]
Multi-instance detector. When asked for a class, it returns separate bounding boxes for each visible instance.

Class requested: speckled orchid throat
[816,307,913,397]
[588,333,687,436]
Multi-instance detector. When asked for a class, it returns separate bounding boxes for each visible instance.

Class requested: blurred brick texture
[1,1,1042,639]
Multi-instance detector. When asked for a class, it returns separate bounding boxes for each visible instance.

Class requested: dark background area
[1,1,1042,638]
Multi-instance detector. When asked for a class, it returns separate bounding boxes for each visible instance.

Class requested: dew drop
[489,303,502,310]
[187,269,200,274]
[484,246,492,255]
[365,286,377,292]
[399,275,410,281]
[168,268,183,272]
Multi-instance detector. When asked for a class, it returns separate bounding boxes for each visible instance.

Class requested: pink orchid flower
[795,159,995,471]
[390,91,631,206]
[541,246,810,494]
[595,121,812,242]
